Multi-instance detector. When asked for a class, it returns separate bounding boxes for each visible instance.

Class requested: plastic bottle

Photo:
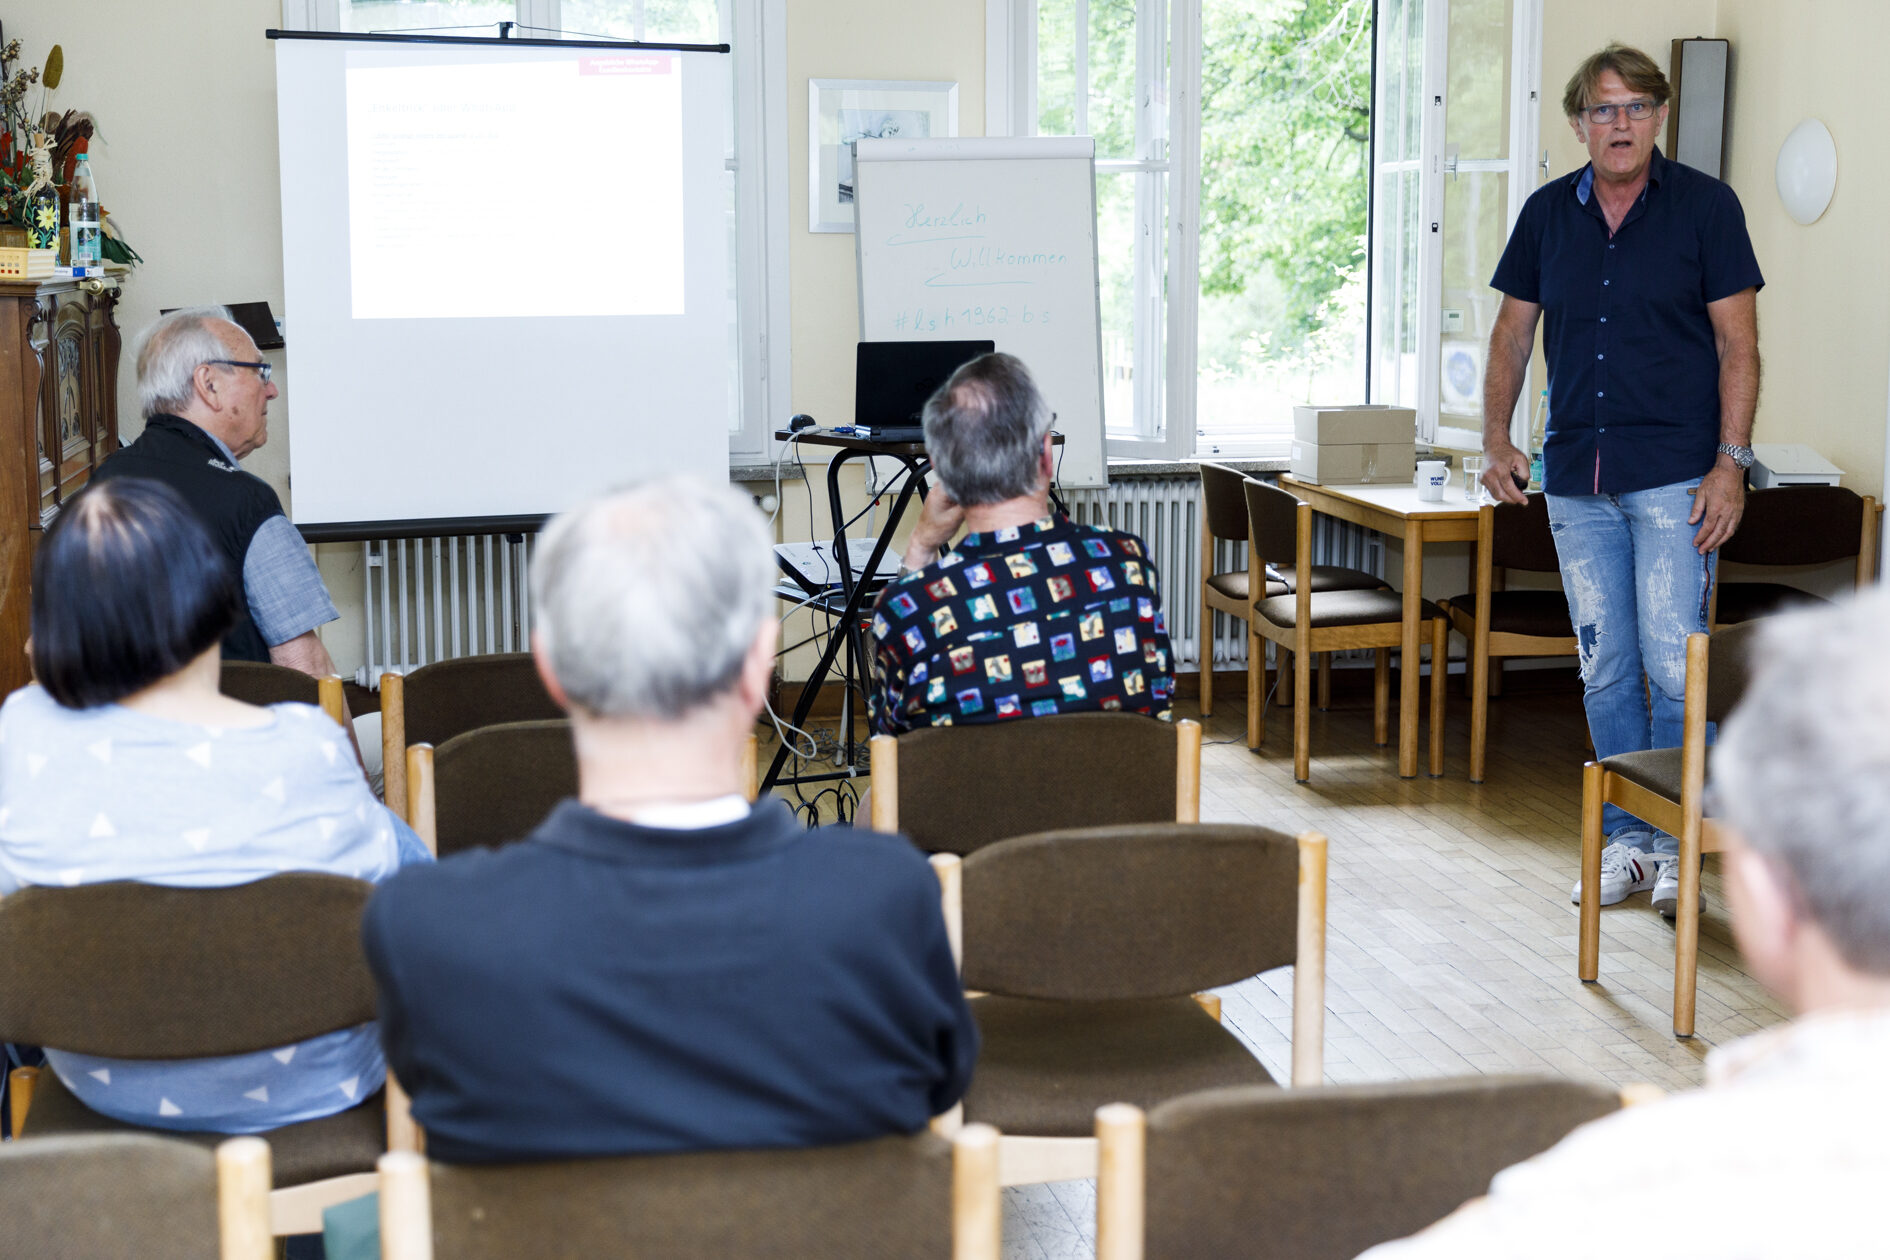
[67,153,102,275]
[1527,388,1548,492]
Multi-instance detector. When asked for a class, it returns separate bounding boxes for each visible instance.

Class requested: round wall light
[1775,118,1837,225]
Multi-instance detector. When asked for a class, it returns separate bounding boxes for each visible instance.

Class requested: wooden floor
[768,672,1785,1260]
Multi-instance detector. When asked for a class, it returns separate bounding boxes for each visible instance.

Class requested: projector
[1749,444,1842,489]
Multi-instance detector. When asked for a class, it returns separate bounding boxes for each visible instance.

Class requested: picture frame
[808,78,958,233]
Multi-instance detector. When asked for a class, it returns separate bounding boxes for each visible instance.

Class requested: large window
[286,0,788,462]
[998,0,1372,459]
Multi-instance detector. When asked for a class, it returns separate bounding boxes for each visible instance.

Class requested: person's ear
[1567,112,1588,144]
[1724,834,1800,994]
[736,615,779,716]
[529,630,573,714]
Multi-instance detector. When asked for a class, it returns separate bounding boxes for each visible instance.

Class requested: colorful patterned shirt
[868,513,1175,734]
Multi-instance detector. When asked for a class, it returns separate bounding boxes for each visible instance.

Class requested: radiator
[354,476,1383,685]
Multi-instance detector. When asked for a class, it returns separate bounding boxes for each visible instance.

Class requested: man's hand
[1482,442,1532,505]
[902,488,965,571]
[1690,461,1745,553]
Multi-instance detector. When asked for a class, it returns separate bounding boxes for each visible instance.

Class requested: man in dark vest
[94,307,341,674]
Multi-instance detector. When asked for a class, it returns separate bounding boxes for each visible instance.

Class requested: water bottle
[67,153,102,275]
[1527,388,1548,492]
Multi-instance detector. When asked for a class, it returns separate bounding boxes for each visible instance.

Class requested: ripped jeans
[1547,480,1715,857]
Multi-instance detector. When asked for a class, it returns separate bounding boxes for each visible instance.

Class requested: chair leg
[1293,642,1313,783]
[1316,652,1332,710]
[1674,838,1704,1038]
[1428,617,1447,778]
[1578,763,1604,982]
[1199,607,1215,718]
[1246,625,1266,750]
[1372,648,1390,745]
[1469,629,1490,785]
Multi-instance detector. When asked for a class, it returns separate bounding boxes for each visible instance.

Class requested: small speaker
[1667,38,1730,180]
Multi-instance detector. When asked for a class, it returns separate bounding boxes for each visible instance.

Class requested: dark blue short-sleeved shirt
[1490,148,1763,496]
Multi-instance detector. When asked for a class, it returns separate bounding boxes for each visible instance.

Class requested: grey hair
[1712,587,1890,975]
[920,352,1053,506]
[530,476,775,720]
[134,306,237,420]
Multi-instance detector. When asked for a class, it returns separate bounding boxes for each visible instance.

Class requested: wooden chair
[219,660,347,726]
[1712,485,1880,627]
[1437,496,1575,783]
[866,713,1201,855]
[1243,479,1448,782]
[374,1123,1003,1260]
[405,728,760,858]
[0,875,419,1236]
[0,1131,276,1260]
[1577,621,1762,1036]
[1196,463,1383,718]
[943,822,1327,1186]
[1092,1075,1637,1260]
[379,653,563,825]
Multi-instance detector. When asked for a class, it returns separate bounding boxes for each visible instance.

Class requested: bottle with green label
[1527,388,1548,492]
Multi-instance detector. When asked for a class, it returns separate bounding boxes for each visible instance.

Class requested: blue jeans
[1547,480,1716,858]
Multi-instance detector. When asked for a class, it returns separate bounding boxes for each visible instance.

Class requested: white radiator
[354,475,1382,685]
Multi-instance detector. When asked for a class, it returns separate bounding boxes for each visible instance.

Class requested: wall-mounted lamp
[1775,119,1837,226]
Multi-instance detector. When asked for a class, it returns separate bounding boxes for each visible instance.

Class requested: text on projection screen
[346,53,684,319]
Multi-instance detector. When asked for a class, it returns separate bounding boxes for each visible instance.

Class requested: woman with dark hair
[0,477,429,1133]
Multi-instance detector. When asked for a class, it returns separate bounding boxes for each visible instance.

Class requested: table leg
[1398,520,1423,778]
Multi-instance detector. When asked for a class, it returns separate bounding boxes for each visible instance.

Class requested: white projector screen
[274,35,731,532]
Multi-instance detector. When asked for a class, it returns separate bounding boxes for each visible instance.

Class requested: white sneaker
[1571,842,1661,906]
[1653,858,1704,920]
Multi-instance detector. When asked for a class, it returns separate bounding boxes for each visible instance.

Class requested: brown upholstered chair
[948,823,1327,1186]
[1711,485,1880,627]
[1196,463,1383,718]
[379,653,563,824]
[0,875,418,1236]
[219,661,347,727]
[1092,1076,1630,1260]
[404,726,759,858]
[1243,479,1448,782]
[1578,621,1761,1036]
[1437,496,1576,783]
[866,713,1202,856]
[0,1133,276,1260]
[374,1123,1004,1260]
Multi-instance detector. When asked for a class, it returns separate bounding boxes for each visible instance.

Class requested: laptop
[774,538,904,596]
[853,339,996,440]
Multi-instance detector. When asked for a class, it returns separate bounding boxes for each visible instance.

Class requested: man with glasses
[95,307,342,675]
[1478,44,1762,918]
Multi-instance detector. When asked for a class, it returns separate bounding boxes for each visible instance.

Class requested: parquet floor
[767,672,1784,1260]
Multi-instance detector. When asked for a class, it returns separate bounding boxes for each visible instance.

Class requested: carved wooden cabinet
[0,276,123,697]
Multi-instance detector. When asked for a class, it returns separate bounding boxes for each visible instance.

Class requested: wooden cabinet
[0,276,123,697]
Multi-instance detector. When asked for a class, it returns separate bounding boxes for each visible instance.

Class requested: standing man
[1479,44,1762,917]
[95,306,342,676]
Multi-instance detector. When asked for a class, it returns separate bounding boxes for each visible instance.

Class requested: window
[1370,0,1541,449]
[995,0,1374,460]
[283,0,788,463]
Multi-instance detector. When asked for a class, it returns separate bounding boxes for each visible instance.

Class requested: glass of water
[1463,455,1489,505]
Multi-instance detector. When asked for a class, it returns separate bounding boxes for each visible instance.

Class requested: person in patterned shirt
[868,352,1174,734]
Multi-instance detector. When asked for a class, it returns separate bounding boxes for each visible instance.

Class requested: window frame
[282,0,790,465]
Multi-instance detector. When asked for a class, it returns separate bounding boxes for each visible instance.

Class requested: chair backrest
[399,653,563,749]
[1141,1076,1621,1259]
[1197,462,1254,547]
[1705,617,1765,725]
[882,712,1187,856]
[1720,485,1866,567]
[0,1133,222,1260]
[960,823,1299,999]
[1241,478,1300,575]
[432,718,578,857]
[0,874,378,1058]
[1489,493,1560,573]
[419,1132,973,1260]
[219,660,318,707]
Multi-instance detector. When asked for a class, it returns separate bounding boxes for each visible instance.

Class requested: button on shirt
[1490,148,1763,496]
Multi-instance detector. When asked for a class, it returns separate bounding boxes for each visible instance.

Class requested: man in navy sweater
[361,477,976,1164]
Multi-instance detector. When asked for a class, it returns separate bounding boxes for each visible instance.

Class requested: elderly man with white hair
[1361,588,1890,1259]
[361,477,977,1164]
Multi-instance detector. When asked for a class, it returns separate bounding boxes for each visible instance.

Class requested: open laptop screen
[854,340,996,433]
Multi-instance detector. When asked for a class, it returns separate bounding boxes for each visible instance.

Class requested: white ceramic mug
[1415,460,1452,501]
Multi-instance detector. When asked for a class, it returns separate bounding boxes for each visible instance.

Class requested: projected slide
[345,52,685,319]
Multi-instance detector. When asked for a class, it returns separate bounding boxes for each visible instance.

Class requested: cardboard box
[1289,439,1417,485]
[1293,404,1417,446]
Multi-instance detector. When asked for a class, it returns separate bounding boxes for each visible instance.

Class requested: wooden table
[1279,476,1480,778]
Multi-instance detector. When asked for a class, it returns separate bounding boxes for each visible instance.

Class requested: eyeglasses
[207,359,273,383]
[1580,99,1658,125]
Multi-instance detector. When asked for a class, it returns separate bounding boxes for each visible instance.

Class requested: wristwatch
[1717,443,1756,470]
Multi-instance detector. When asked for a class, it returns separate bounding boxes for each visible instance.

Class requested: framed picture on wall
[808,78,958,233]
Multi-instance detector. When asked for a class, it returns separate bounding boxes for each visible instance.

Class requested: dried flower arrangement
[0,37,140,264]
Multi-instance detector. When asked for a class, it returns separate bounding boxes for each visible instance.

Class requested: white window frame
[283,0,790,465]
[1370,0,1542,451]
